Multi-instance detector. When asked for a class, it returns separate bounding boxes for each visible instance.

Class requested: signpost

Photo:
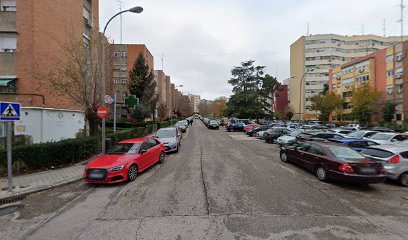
[0,101,21,192]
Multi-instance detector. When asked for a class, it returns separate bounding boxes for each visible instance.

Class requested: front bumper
[328,170,386,184]
[84,168,127,184]
[164,143,178,152]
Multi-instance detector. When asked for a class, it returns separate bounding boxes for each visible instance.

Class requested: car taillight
[267,132,273,136]
[338,164,355,173]
[388,155,400,164]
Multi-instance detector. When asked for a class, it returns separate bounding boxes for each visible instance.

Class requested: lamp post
[292,68,314,123]
[100,6,143,153]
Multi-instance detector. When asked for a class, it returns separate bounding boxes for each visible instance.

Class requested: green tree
[311,92,342,123]
[226,60,280,119]
[350,85,383,124]
[286,111,294,120]
[128,53,158,122]
[383,102,396,123]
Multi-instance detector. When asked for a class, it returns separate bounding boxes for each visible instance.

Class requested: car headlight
[109,165,125,172]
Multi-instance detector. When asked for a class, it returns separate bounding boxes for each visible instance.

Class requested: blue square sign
[0,102,21,121]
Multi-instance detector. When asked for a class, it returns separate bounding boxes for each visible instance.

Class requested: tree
[128,53,158,122]
[226,60,279,119]
[212,97,228,118]
[310,92,342,123]
[198,100,213,117]
[40,30,107,136]
[180,95,193,117]
[383,102,396,123]
[157,103,167,120]
[286,111,294,120]
[350,85,384,124]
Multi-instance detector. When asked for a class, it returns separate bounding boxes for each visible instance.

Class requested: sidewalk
[0,163,85,201]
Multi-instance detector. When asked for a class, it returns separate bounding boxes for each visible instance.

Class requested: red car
[243,123,259,132]
[84,138,166,184]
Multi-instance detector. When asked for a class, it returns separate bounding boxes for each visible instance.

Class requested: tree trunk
[86,108,100,136]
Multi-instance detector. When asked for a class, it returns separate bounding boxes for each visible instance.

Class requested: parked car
[226,118,250,132]
[296,131,345,142]
[361,145,408,186]
[254,130,267,139]
[155,127,181,153]
[344,124,361,130]
[277,130,303,146]
[328,128,354,136]
[264,127,292,143]
[246,125,269,136]
[208,120,220,129]
[365,132,408,145]
[280,142,386,184]
[243,123,259,132]
[176,121,187,133]
[346,130,378,139]
[328,138,379,152]
[84,138,166,183]
[370,126,395,132]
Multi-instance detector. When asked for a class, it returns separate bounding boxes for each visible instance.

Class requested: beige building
[188,94,201,113]
[290,34,403,120]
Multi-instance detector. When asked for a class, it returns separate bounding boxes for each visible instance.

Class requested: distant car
[365,133,408,145]
[254,130,267,139]
[328,138,379,152]
[361,145,408,186]
[329,128,354,136]
[84,138,166,183]
[280,142,386,184]
[344,124,361,130]
[243,123,259,132]
[208,120,220,129]
[155,127,181,153]
[296,131,345,142]
[370,127,395,132]
[264,127,292,143]
[246,125,269,136]
[277,130,303,146]
[176,121,187,133]
[226,118,250,132]
[346,130,378,139]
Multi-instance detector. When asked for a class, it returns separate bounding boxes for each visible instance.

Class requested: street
[2,121,408,240]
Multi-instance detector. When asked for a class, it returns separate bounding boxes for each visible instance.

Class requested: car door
[146,139,161,167]
[291,142,311,166]
[303,143,326,170]
[138,141,151,170]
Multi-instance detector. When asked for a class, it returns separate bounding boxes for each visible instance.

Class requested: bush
[382,122,408,133]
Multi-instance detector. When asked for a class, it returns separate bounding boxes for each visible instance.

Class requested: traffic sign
[97,106,109,119]
[104,95,115,105]
[0,102,21,121]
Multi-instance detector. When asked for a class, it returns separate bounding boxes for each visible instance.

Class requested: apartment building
[111,44,154,120]
[290,34,402,120]
[0,0,98,109]
[329,41,408,122]
[274,85,288,117]
[188,94,201,113]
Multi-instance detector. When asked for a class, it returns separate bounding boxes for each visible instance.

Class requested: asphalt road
[3,121,408,240]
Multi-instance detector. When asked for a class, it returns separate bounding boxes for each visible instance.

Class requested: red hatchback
[84,138,166,184]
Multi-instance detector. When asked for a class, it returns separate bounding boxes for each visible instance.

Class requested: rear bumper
[328,170,386,184]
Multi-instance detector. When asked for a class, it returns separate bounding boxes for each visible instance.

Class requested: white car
[365,132,408,145]
[329,128,354,137]
[344,124,361,130]
[277,130,303,146]
[346,130,378,139]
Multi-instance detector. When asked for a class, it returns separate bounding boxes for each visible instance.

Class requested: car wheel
[158,152,166,163]
[280,152,289,163]
[399,172,408,187]
[127,165,138,182]
[315,166,328,182]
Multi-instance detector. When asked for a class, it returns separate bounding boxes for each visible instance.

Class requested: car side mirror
[140,149,148,154]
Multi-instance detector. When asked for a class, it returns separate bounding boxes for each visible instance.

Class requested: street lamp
[101,6,143,153]
[292,68,314,122]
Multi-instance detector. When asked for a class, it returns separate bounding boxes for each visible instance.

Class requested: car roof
[119,137,149,144]
[158,127,177,131]
[329,138,374,143]
[367,144,408,153]
[372,132,405,136]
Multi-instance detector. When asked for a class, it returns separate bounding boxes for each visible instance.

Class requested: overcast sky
[100,0,404,100]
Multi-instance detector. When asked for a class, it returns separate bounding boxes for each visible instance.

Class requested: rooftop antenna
[307,22,310,36]
[397,0,405,42]
[161,52,164,70]
[117,0,124,44]
[383,19,387,37]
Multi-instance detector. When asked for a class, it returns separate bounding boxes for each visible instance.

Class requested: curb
[0,176,83,203]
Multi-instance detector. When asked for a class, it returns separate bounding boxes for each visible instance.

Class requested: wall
[14,107,85,143]
[290,36,305,120]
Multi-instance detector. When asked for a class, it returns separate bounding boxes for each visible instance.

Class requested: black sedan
[279,142,386,184]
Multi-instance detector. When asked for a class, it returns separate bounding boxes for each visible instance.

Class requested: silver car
[155,127,181,153]
[277,130,303,146]
[365,132,408,145]
[361,145,408,187]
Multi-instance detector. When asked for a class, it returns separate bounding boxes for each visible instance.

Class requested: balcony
[0,52,16,75]
[0,11,16,32]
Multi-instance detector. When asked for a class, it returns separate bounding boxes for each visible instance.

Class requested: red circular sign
[97,106,109,118]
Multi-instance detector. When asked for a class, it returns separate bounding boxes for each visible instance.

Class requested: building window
[397,84,403,94]
[396,114,402,121]
[387,69,394,77]
[1,0,16,11]
[113,52,121,58]
[386,85,393,95]
[121,52,127,58]
[386,54,394,63]
[0,34,17,52]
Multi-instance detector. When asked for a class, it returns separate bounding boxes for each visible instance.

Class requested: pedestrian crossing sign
[0,102,21,121]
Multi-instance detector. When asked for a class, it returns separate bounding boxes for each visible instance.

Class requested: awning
[0,76,17,86]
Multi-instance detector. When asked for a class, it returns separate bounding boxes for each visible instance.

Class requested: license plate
[360,167,376,174]
[89,173,104,179]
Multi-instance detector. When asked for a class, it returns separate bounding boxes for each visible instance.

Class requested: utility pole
[383,19,387,37]
[161,52,164,70]
[397,0,405,42]
[117,0,124,44]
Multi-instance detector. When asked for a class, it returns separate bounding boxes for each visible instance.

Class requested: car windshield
[347,131,365,138]
[289,130,302,137]
[328,146,365,160]
[176,122,185,126]
[370,133,393,140]
[157,129,176,138]
[107,143,140,155]
[210,120,218,124]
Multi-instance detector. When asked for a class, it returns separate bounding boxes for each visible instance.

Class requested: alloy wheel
[128,165,138,181]
[316,167,327,182]
[280,152,288,162]
[400,173,408,187]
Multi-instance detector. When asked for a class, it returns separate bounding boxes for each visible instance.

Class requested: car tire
[280,152,289,163]
[315,166,328,182]
[127,165,138,182]
[399,172,408,187]
[158,152,166,164]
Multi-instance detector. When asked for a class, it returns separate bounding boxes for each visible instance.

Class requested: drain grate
[0,196,25,206]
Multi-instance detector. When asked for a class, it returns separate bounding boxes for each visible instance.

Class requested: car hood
[278,135,295,141]
[86,154,137,169]
[158,137,176,144]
